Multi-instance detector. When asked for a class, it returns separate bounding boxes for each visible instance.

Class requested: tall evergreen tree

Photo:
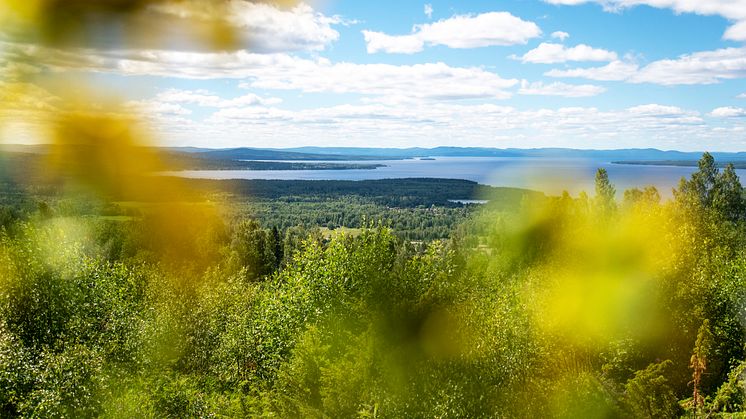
[594,168,616,215]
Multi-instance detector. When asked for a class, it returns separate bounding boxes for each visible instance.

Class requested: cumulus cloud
[1,41,518,100]
[551,31,570,41]
[150,1,345,53]
[632,47,746,85]
[362,12,541,54]
[172,101,740,150]
[9,74,744,150]
[517,42,617,63]
[127,100,193,116]
[711,107,746,117]
[547,47,746,85]
[518,80,606,97]
[126,89,285,120]
[545,60,638,81]
[363,31,424,54]
[542,0,746,42]
[152,89,282,107]
[240,61,519,100]
[725,20,746,41]
[627,104,690,117]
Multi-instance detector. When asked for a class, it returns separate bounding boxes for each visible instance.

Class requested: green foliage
[690,319,713,412]
[229,220,278,279]
[675,152,746,223]
[623,186,660,208]
[625,360,680,418]
[595,167,617,215]
[707,360,746,414]
[1,152,746,417]
[712,164,745,222]
[21,345,106,418]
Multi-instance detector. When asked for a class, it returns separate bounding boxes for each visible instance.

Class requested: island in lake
[163,149,390,170]
[171,158,387,171]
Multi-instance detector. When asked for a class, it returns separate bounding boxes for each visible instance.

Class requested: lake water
[167,157,746,197]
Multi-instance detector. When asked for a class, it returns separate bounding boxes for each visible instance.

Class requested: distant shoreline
[173,160,388,171]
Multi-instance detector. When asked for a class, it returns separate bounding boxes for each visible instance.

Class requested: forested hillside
[2,153,746,417]
[0,155,538,242]
[2,1,745,416]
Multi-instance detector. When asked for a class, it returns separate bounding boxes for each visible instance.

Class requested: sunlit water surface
[166,157,745,197]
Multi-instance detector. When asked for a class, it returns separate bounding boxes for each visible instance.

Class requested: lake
[166,157,745,197]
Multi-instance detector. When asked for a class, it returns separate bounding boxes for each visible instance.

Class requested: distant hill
[0,145,397,161]
[5,144,746,162]
[188,148,397,161]
[275,147,746,161]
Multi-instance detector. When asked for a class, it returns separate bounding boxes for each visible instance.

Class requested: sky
[2,0,746,150]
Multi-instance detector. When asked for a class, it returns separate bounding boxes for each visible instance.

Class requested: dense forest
[0,157,539,241]
[4,1,745,417]
[2,152,746,417]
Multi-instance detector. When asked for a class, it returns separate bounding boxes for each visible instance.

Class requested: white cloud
[544,0,746,19]
[152,1,344,53]
[551,31,570,41]
[167,101,740,150]
[738,93,746,99]
[1,41,518,100]
[627,104,690,117]
[518,42,617,64]
[362,12,541,54]
[518,80,606,97]
[424,4,433,18]
[545,60,638,81]
[542,0,746,42]
[241,61,519,100]
[411,12,542,48]
[633,47,746,85]
[724,20,746,41]
[8,79,745,150]
[153,89,282,107]
[363,31,424,54]
[547,47,746,85]
[711,107,746,117]
[128,100,193,116]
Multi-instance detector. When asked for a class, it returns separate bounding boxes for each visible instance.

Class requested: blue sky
[2,0,746,150]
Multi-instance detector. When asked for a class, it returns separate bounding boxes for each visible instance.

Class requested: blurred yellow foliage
[0,0,308,268]
[487,192,683,349]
